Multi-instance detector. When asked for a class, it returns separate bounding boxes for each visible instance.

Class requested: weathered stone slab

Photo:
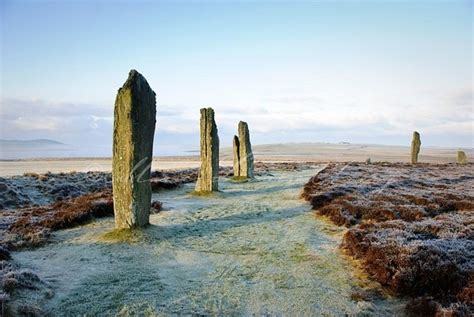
[457,151,467,164]
[410,131,421,164]
[195,108,219,192]
[233,135,240,177]
[113,70,156,228]
[238,121,254,178]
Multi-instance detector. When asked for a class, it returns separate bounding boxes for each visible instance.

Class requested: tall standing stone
[113,70,156,229]
[457,150,467,164]
[238,121,254,178]
[195,108,219,192]
[410,131,421,164]
[233,135,240,177]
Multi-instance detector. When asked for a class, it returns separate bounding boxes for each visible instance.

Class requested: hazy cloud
[1,87,472,150]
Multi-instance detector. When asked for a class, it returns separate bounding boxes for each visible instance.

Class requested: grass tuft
[230,176,249,183]
[190,190,219,197]
[100,228,145,243]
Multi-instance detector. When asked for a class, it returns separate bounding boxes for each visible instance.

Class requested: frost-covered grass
[11,168,404,315]
[302,162,474,315]
[230,176,249,182]
[100,228,146,243]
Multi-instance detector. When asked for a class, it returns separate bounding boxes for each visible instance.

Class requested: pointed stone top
[119,69,155,95]
[200,108,216,122]
[413,131,420,137]
[238,121,249,133]
[124,69,143,86]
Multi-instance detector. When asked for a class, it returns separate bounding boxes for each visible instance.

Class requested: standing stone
[238,121,254,178]
[233,135,240,177]
[457,151,467,164]
[195,108,219,192]
[113,70,156,229]
[410,131,421,164]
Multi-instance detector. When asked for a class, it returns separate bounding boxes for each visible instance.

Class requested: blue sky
[1,0,472,156]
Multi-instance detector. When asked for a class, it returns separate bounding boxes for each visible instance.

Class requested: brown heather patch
[0,162,319,250]
[2,191,166,250]
[3,191,114,249]
[303,162,474,316]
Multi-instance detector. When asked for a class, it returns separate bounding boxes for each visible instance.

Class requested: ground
[3,167,404,315]
[2,159,472,315]
[302,162,474,316]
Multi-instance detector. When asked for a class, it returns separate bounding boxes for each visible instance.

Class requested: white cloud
[1,86,472,149]
[10,116,64,131]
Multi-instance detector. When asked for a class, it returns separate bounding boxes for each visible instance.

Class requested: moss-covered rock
[112,70,156,229]
[195,108,219,192]
[410,131,421,164]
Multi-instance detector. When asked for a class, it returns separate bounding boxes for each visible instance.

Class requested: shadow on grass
[143,204,308,242]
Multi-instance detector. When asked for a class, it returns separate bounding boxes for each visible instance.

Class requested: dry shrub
[405,297,440,317]
[4,191,113,249]
[14,191,113,230]
[0,247,11,261]
[303,162,474,315]
[395,206,425,222]
[310,191,346,209]
[403,194,432,207]
[342,214,473,315]
[457,278,474,304]
[151,201,162,213]
[256,161,315,174]
[2,189,167,250]
[318,204,356,226]
[1,261,45,316]
[406,297,472,317]
[150,179,180,191]
[15,303,43,316]
[303,163,474,226]
[2,270,40,293]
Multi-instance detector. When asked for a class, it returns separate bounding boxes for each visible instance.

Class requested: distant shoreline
[0,155,200,162]
[1,142,472,162]
[1,142,472,176]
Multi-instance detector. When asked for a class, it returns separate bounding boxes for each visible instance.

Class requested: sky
[0,0,472,157]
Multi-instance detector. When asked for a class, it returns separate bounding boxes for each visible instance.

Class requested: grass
[190,190,220,197]
[99,228,145,243]
[289,242,312,263]
[230,176,249,183]
[9,167,407,316]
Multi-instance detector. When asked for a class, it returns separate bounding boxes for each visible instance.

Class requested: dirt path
[12,167,404,315]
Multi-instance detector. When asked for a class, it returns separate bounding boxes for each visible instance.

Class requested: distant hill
[0,139,71,160]
[0,139,65,146]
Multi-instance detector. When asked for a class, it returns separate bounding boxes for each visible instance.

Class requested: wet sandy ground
[12,168,404,315]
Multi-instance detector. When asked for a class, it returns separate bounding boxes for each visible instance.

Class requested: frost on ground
[0,162,315,250]
[0,162,312,210]
[6,167,403,315]
[302,162,474,316]
[0,260,52,316]
[1,191,115,250]
[0,169,194,210]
